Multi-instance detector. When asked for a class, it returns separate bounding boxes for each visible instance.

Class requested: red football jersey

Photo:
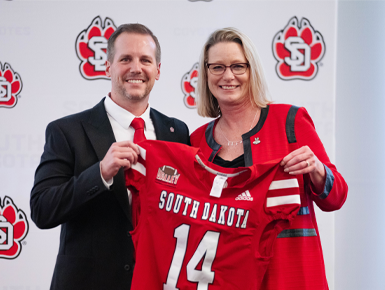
[125,140,301,290]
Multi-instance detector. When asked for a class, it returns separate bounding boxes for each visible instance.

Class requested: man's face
[106,33,160,105]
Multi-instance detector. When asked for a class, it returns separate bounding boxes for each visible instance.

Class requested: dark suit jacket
[30,98,190,290]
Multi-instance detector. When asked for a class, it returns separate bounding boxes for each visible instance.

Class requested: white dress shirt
[104,94,156,142]
[101,94,157,204]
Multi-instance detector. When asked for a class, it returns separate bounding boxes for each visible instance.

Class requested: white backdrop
[0,1,338,289]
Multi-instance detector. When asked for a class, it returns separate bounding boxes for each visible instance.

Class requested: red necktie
[130,118,146,241]
[131,117,146,143]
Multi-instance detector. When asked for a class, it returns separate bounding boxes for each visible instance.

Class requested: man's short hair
[107,23,161,64]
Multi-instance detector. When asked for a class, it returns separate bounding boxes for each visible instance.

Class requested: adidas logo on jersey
[235,190,253,201]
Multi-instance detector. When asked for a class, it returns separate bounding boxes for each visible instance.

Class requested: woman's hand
[280,146,326,194]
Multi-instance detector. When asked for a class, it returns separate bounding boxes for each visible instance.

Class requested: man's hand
[100,141,140,181]
[280,146,326,194]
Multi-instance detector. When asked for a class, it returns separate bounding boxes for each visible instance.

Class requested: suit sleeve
[295,107,348,211]
[30,121,107,229]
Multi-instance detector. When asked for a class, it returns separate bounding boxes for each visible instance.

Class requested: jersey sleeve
[295,107,348,211]
[259,167,301,257]
[125,145,147,229]
[124,145,147,190]
[265,168,301,218]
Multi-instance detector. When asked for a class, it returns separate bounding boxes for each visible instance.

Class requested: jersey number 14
[164,224,220,290]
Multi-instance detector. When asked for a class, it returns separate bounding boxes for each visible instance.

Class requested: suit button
[87,186,100,196]
[124,264,131,271]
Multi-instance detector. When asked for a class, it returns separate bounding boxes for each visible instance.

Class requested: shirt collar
[104,94,151,129]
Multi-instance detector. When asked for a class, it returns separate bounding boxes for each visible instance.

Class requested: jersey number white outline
[164,224,220,290]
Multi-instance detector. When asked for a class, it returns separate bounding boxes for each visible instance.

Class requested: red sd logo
[0,63,22,109]
[181,63,198,108]
[75,16,117,80]
[272,17,325,80]
[0,196,28,259]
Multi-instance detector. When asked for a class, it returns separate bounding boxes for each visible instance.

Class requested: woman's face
[207,41,250,108]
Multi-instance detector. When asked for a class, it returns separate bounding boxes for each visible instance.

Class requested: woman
[190,27,348,290]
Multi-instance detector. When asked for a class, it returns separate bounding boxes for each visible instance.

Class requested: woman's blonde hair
[197,27,270,118]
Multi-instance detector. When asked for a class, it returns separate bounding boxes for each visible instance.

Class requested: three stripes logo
[235,190,253,201]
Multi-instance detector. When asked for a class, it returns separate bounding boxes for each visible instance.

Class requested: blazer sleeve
[295,107,348,211]
[30,121,107,229]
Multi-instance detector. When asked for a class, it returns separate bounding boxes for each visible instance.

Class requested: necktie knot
[131,118,146,143]
[131,117,145,130]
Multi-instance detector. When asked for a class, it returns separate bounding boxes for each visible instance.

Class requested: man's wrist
[100,162,113,189]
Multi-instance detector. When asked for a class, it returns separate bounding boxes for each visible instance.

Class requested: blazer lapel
[83,99,116,160]
[82,98,132,224]
[150,108,174,141]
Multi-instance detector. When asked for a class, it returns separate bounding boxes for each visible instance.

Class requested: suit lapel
[150,108,174,141]
[82,98,132,223]
[83,99,116,160]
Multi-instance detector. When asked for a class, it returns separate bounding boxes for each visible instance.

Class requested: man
[30,23,190,290]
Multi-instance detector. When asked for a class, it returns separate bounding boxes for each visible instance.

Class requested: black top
[213,154,245,168]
